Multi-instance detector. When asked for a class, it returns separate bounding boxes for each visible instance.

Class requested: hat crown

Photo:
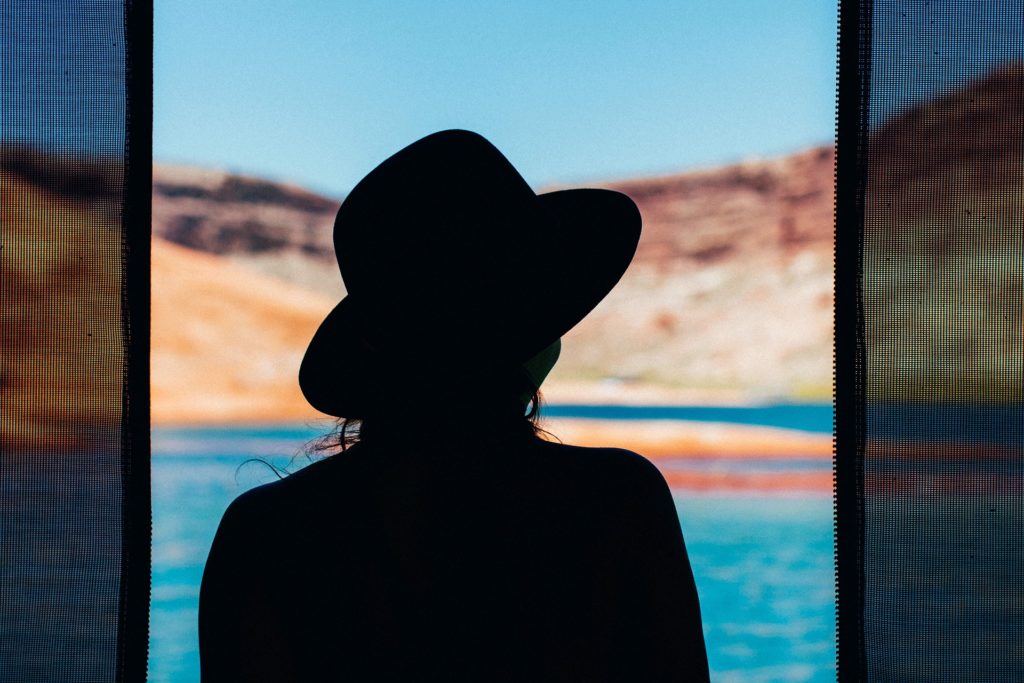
[333,130,546,360]
[338,133,532,288]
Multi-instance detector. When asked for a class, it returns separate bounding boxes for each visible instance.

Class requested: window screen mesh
[1,2,151,681]
[839,0,1024,680]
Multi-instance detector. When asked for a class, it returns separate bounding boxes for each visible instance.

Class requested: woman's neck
[358,397,536,444]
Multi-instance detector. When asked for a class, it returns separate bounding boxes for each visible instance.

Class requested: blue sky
[155,1,838,196]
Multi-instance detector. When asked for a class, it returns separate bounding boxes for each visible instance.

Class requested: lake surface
[149,407,835,682]
[544,403,834,434]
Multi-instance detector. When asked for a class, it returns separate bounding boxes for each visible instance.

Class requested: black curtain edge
[834,0,871,680]
[117,0,153,680]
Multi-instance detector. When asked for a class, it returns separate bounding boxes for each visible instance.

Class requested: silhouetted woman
[199,130,709,681]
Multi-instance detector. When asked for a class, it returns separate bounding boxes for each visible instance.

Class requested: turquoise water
[544,403,834,434]
[150,417,834,682]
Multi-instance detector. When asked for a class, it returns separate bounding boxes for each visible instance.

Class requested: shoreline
[659,469,832,493]
[151,413,834,493]
[150,378,831,427]
[540,417,831,460]
[150,415,832,460]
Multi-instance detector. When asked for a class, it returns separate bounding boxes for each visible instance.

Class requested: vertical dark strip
[117,0,152,680]
[834,0,871,681]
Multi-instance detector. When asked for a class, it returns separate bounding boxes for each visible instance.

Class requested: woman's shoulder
[531,438,669,492]
[220,439,668,522]
[218,455,348,526]
[533,437,647,463]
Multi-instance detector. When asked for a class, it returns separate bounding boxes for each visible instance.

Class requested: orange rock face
[1,173,123,449]
[151,238,336,425]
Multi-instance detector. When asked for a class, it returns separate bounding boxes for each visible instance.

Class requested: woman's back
[200,130,708,680]
[199,435,709,681]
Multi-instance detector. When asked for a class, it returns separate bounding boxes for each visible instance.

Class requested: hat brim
[299,187,639,418]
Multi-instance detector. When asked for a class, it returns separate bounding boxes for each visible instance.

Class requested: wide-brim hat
[300,130,640,418]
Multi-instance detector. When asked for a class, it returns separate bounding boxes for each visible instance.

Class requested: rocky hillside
[862,61,1024,401]
[553,145,834,400]
[153,145,836,403]
[1,161,124,448]
[148,62,1024,407]
[151,238,333,424]
[152,165,343,297]
[867,61,1024,223]
[7,61,1019,432]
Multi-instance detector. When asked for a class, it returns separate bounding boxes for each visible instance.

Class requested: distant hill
[153,145,836,405]
[6,61,1020,434]
[152,165,343,297]
[867,61,1023,222]
[862,61,1024,401]
[551,145,833,400]
[1,169,123,448]
[144,59,1024,410]
[151,238,333,424]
